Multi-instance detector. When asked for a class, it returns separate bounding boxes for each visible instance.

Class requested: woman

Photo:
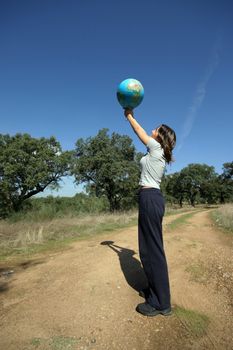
[124,108,176,317]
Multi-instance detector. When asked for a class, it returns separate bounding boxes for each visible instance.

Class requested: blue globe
[117,78,144,109]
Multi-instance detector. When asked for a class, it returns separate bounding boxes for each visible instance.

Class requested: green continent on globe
[132,93,141,104]
[117,92,125,105]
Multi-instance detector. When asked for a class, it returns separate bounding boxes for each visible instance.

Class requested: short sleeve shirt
[139,137,166,189]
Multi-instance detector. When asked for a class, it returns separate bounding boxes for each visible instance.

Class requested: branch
[21,177,58,201]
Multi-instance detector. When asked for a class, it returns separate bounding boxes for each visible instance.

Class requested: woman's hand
[124,108,134,119]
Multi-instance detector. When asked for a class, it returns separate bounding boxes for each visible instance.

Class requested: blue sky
[1,0,233,196]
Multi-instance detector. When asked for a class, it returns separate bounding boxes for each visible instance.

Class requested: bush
[8,193,109,222]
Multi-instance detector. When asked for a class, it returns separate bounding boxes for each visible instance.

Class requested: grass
[0,211,138,261]
[165,206,197,216]
[0,206,202,262]
[185,262,208,284]
[166,210,200,231]
[210,204,233,234]
[174,306,210,337]
[48,336,79,350]
[30,336,79,350]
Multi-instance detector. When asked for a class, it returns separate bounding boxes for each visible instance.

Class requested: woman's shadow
[100,240,147,293]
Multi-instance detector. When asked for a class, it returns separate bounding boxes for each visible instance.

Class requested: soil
[0,210,233,350]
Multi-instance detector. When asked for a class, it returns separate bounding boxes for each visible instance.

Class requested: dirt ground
[0,210,233,350]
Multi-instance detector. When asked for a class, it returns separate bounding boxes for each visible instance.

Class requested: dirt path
[0,210,233,350]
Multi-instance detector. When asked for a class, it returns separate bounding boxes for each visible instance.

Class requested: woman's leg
[138,189,171,310]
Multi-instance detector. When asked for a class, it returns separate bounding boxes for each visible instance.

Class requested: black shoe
[136,302,172,317]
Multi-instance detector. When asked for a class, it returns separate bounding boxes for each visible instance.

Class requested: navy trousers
[138,188,171,310]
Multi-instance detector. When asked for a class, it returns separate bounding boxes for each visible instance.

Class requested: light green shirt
[139,137,166,189]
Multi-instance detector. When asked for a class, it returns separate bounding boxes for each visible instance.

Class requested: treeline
[0,130,232,218]
[161,163,233,207]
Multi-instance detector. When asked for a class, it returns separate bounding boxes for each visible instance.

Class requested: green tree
[161,172,185,206]
[163,164,218,207]
[0,133,72,217]
[222,162,233,180]
[217,162,233,203]
[161,162,233,207]
[199,177,220,204]
[72,129,141,211]
[178,164,217,206]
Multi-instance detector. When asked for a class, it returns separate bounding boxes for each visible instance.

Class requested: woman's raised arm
[124,109,150,145]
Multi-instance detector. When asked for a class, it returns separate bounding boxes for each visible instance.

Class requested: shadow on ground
[0,281,10,293]
[100,240,147,292]
[19,259,46,269]
[0,258,47,294]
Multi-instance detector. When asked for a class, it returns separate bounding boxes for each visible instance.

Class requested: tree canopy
[0,133,72,217]
[71,128,141,211]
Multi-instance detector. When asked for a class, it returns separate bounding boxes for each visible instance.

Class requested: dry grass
[211,204,233,233]
[0,206,202,260]
[0,211,138,257]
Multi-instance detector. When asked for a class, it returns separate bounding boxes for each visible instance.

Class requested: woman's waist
[139,186,162,192]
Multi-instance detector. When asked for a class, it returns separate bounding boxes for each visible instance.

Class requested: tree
[178,164,217,206]
[72,129,141,211]
[216,162,233,203]
[163,164,218,207]
[0,133,72,217]
[161,172,185,206]
[222,162,233,180]
[160,162,233,206]
[199,177,220,204]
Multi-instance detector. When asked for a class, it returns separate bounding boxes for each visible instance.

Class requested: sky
[1,0,233,196]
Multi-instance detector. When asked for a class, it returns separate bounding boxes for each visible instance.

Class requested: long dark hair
[156,124,176,164]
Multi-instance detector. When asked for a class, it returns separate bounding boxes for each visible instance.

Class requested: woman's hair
[156,124,176,164]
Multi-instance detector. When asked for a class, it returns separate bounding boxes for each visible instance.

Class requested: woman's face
[151,126,160,140]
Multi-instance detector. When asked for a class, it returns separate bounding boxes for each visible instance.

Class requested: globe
[117,78,144,109]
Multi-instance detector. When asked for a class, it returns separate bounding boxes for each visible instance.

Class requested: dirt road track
[0,210,233,350]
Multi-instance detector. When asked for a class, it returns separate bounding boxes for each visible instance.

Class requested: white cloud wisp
[177,37,221,152]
